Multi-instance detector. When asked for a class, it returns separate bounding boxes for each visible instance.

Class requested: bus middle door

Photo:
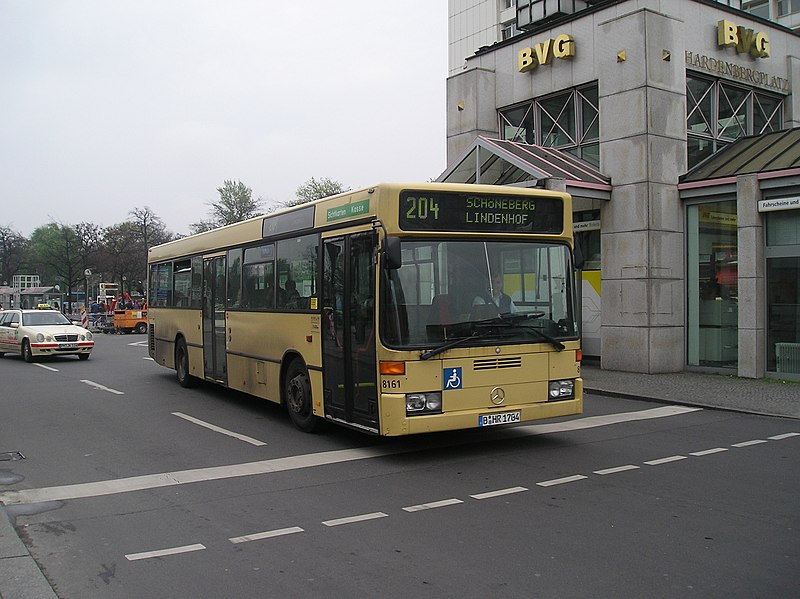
[322,233,378,432]
[202,255,227,384]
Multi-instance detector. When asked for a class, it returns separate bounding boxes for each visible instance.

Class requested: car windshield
[381,238,579,350]
[22,311,72,326]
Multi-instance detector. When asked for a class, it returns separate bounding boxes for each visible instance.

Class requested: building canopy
[437,136,611,201]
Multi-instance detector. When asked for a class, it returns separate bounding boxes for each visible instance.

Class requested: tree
[289,177,350,207]
[128,207,174,287]
[98,222,142,298]
[29,223,83,311]
[190,180,264,234]
[0,225,29,286]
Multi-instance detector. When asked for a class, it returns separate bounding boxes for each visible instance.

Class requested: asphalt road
[1,334,798,598]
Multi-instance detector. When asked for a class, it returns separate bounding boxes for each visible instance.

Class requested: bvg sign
[717,20,769,58]
[518,34,575,72]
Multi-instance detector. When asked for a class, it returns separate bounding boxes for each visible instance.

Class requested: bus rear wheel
[176,338,196,388]
[285,360,325,433]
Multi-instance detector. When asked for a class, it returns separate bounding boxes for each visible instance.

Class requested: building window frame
[686,73,783,170]
[498,83,599,167]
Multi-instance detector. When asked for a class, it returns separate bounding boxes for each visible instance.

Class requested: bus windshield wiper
[473,312,565,351]
[420,331,480,361]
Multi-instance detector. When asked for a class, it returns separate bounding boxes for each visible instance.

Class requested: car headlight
[548,379,575,400]
[36,333,45,342]
[406,392,443,415]
[81,332,93,341]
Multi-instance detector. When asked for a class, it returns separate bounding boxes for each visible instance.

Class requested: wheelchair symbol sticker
[443,367,462,390]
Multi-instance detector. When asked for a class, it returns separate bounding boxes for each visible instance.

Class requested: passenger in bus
[283,279,301,308]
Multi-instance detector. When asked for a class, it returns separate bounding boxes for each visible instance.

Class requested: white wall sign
[758,197,800,212]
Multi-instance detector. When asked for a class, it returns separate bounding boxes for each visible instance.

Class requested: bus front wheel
[176,338,196,388]
[285,360,325,433]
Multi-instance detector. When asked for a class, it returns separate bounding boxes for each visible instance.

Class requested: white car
[0,309,94,362]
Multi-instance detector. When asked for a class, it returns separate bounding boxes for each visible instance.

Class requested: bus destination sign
[398,191,563,233]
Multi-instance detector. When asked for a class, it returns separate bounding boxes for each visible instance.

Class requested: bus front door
[322,234,378,432]
[203,256,227,384]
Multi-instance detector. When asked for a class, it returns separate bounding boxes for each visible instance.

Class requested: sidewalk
[581,360,800,419]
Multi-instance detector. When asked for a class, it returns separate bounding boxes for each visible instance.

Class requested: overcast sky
[1,1,447,236]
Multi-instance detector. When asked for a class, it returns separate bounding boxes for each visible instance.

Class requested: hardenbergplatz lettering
[684,51,789,92]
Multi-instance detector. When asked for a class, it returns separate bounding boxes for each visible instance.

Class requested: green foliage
[190,180,264,234]
[288,177,350,207]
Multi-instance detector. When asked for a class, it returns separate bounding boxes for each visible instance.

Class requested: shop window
[687,201,738,369]
[766,210,800,377]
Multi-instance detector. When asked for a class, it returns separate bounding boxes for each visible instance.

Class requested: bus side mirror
[383,236,402,270]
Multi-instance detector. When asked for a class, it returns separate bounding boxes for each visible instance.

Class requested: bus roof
[148,182,570,262]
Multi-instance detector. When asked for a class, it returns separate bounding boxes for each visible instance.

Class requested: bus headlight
[406,392,442,415]
[548,379,575,400]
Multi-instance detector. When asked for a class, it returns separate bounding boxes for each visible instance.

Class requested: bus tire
[21,340,34,363]
[135,322,147,334]
[175,338,196,388]
[285,360,325,433]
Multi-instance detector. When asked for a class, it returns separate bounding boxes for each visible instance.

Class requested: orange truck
[112,308,148,334]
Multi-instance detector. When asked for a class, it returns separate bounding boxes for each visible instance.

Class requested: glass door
[203,256,227,383]
[322,233,378,431]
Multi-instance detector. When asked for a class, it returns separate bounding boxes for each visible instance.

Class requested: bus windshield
[382,239,578,349]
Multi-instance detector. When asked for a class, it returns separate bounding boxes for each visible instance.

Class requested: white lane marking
[644,455,687,465]
[322,512,389,527]
[769,432,800,440]
[593,465,639,475]
[128,341,148,347]
[0,406,702,506]
[125,543,206,561]
[34,363,59,372]
[172,412,267,447]
[732,440,768,448]
[515,406,701,436]
[143,357,154,361]
[690,447,728,456]
[403,498,463,512]
[229,526,304,543]
[536,474,587,487]
[470,486,528,500]
[80,380,125,395]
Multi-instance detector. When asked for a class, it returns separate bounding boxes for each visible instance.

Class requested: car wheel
[0,352,5,358]
[175,338,196,388]
[21,340,34,363]
[135,322,147,334]
[78,353,90,361]
[284,360,325,433]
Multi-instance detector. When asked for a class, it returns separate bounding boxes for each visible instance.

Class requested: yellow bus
[147,182,583,435]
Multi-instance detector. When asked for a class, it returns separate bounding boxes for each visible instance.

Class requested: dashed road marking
[229,526,304,543]
[690,447,728,456]
[403,498,463,512]
[644,455,687,466]
[470,486,528,500]
[172,412,267,446]
[769,432,800,440]
[536,474,587,487]
[732,440,768,448]
[125,543,206,561]
[322,512,389,526]
[594,464,639,475]
[80,380,124,395]
[34,363,59,372]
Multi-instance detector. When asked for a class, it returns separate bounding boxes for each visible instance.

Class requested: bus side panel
[150,308,202,373]
[225,312,321,404]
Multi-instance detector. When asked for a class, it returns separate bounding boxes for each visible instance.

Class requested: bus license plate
[479,411,521,427]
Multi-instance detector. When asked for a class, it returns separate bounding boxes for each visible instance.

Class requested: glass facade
[686,74,783,169]
[687,201,739,369]
[766,209,800,377]
[499,84,599,166]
